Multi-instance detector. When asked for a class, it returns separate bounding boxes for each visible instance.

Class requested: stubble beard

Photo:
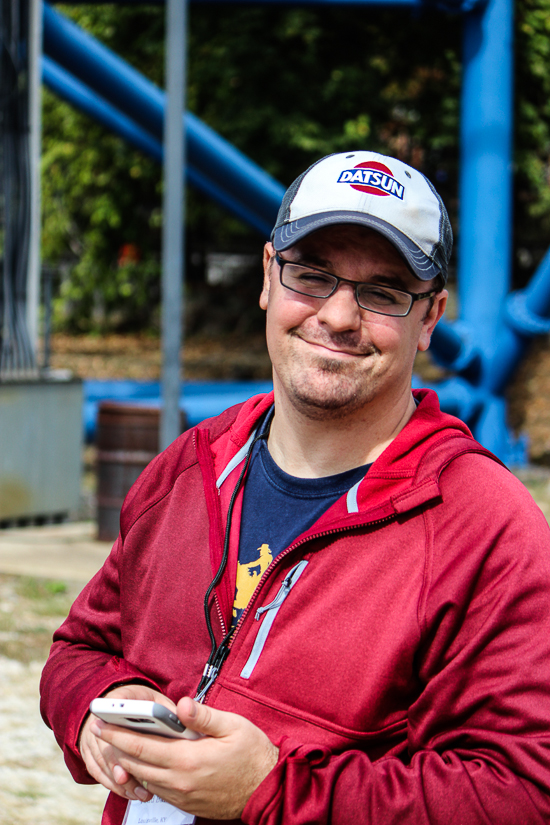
[280,338,381,422]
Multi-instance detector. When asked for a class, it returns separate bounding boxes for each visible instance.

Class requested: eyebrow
[290,252,332,270]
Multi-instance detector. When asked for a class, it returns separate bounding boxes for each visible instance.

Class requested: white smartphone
[89,698,200,740]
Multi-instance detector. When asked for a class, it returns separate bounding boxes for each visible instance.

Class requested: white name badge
[123,796,195,825]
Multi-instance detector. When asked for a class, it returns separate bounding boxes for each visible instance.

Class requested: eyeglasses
[275,254,437,318]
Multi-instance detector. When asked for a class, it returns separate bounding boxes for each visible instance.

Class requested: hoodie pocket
[240,560,309,679]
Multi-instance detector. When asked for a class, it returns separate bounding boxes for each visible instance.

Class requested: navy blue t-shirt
[232,422,370,625]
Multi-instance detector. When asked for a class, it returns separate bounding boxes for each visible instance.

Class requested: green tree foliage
[42,5,164,332]
[516,0,550,276]
[42,0,550,331]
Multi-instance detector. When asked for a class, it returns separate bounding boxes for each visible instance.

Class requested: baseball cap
[271,151,452,283]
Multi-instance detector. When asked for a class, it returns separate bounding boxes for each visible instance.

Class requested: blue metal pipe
[412,374,483,425]
[524,245,550,318]
[482,244,550,396]
[42,56,274,236]
[43,56,163,161]
[430,317,482,380]
[459,0,514,357]
[471,392,519,463]
[430,318,463,366]
[42,2,285,228]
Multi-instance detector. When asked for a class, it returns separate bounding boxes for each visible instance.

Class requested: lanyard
[195,408,273,701]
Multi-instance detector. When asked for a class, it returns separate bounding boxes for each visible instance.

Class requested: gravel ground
[0,656,108,825]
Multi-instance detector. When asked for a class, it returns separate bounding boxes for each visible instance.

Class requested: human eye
[290,267,334,292]
[361,285,401,307]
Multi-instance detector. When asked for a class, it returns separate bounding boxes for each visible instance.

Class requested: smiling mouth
[294,334,374,359]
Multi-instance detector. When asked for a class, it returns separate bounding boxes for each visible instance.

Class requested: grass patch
[14,577,73,619]
[0,632,54,663]
[16,577,68,600]
[0,574,76,663]
[0,613,14,631]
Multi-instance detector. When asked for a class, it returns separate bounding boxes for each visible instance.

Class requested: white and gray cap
[271,151,453,283]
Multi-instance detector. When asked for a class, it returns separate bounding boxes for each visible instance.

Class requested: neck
[267,385,417,478]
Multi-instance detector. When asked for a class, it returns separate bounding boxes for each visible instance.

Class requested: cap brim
[272,210,442,282]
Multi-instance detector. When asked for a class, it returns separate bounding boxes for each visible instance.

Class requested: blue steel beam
[484,246,550,397]
[42,56,274,236]
[412,374,483,424]
[43,56,162,162]
[430,318,481,380]
[43,2,284,230]
[457,0,517,461]
[458,0,514,358]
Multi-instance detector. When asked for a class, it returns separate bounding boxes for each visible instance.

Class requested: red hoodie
[40,389,550,824]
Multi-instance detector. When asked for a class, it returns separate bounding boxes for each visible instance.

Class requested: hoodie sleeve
[242,455,550,825]
[39,534,162,783]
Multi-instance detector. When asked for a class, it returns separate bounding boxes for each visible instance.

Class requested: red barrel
[96,402,185,542]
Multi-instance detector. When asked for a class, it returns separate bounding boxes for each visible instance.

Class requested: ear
[260,243,275,311]
[417,290,448,352]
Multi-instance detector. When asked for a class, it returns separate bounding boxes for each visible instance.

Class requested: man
[41,151,550,824]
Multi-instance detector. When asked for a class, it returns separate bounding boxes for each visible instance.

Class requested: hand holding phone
[90,698,201,740]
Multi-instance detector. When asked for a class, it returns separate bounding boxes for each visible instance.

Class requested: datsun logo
[337,161,404,199]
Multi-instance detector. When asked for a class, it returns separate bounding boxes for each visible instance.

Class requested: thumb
[176,696,234,739]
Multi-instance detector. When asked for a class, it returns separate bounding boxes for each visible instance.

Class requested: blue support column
[459,0,514,358]
[458,0,515,459]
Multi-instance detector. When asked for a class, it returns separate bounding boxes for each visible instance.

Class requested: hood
[210,388,496,521]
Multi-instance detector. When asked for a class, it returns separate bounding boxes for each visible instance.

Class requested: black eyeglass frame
[275,254,438,318]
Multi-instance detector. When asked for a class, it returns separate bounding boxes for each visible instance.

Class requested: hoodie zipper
[240,559,308,679]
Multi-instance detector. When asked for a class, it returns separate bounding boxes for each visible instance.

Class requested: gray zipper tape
[240,559,309,680]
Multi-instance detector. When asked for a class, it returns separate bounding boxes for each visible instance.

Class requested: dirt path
[0,656,107,825]
[0,573,107,823]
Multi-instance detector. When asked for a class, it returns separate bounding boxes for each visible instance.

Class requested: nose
[315,281,362,332]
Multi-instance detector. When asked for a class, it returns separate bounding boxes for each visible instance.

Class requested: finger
[89,733,132,786]
[88,753,151,803]
[86,722,152,801]
[81,737,130,799]
[176,696,237,738]
[91,718,174,769]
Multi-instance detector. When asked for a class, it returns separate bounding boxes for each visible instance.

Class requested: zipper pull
[195,669,218,703]
[255,560,308,620]
[195,643,230,702]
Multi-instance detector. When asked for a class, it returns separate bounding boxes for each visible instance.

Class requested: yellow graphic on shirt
[233,543,273,622]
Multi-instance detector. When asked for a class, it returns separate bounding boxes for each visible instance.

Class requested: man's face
[260,225,447,420]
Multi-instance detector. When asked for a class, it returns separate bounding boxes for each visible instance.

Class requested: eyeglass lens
[280,262,413,316]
